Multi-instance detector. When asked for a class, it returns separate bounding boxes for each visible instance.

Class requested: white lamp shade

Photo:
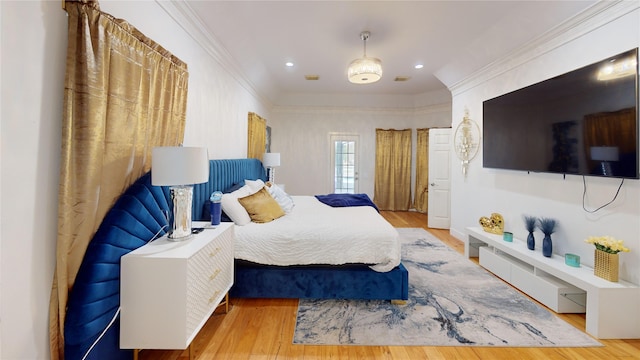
[348,57,383,84]
[590,146,620,161]
[152,146,209,186]
[263,153,281,167]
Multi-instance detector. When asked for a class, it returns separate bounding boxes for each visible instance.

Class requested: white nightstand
[120,222,234,358]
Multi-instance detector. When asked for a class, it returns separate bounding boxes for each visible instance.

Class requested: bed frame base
[231,261,409,301]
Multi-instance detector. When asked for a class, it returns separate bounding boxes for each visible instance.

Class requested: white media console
[465,227,640,339]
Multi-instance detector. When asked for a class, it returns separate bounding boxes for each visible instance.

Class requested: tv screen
[483,48,639,179]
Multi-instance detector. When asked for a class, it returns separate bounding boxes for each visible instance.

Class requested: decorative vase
[542,234,552,257]
[594,249,619,282]
[527,232,535,250]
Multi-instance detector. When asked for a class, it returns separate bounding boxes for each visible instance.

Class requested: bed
[226,189,408,300]
[64,158,408,360]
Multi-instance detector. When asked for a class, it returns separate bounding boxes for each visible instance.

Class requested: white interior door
[428,128,451,229]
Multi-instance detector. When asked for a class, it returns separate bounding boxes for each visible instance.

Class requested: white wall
[269,97,451,197]
[0,1,268,358]
[449,4,640,284]
[1,2,66,359]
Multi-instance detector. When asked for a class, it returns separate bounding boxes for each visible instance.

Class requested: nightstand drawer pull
[209,269,221,281]
[208,290,221,304]
[209,247,221,257]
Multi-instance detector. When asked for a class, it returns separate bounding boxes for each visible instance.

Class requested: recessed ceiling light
[414,64,424,69]
[285,62,294,67]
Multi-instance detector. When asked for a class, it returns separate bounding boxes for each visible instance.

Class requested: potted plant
[585,236,630,282]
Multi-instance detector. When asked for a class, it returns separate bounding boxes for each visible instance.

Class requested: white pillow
[220,185,253,225]
[245,179,266,193]
[267,183,295,214]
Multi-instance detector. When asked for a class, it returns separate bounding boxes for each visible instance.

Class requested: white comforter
[234,196,401,272]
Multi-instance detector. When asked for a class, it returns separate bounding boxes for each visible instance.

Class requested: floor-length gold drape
[49,2,188,358]
[373,129,412,210]
[413,128,430,213]
[248,112,267,160]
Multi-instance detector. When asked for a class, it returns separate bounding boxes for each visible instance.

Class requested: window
[331,134,358,193]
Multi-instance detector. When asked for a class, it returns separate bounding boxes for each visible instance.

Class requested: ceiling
[183,1,598,100]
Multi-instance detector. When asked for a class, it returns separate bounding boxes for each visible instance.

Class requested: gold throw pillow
[237,187,285,223]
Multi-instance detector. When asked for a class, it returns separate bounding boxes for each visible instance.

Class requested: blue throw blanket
[314,193,379,212]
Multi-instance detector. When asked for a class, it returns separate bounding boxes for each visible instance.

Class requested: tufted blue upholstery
[64,172,171,360]
[63,159,265,360]
[192,158,267,220]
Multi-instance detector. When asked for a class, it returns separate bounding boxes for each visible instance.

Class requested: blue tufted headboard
[192,158,267,221]
[64,159,266,360]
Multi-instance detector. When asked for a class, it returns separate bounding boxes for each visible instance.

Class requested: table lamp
[263,152,280,183]
[152,146,209,240]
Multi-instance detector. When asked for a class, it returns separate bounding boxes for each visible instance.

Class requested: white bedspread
[234,196,401,272]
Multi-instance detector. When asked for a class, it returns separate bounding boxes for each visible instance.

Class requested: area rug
[294,228,601,347]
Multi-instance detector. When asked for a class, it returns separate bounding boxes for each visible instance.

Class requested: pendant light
[348,31,383,84]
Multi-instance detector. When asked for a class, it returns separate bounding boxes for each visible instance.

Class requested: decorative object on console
[594,250,619,282]
[538,217,557,258]
[503,232,513,242]
[523,215,537,250]
[263,152,280,183]
[454,108,480,176]
[347,31,382,84]
[585,235,630,282]
[209,191,223,225]
[152,146,209,240]
[564,253,581,268]
[479,212,504,235]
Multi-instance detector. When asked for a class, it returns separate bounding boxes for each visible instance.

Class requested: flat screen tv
[483,48,639,179]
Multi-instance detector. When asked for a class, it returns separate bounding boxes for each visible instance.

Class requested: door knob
[430,183,436,187]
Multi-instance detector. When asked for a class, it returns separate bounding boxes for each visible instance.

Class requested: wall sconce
[263,152,280,183]
[152,146,209,240]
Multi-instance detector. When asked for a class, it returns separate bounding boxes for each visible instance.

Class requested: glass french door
[331,134,359,193]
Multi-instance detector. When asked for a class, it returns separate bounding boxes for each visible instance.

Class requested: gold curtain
[49,1,189,358]
[413,128,430,213]
[373,129,412,211]
[583,108,636,171]
[247,112,267,160]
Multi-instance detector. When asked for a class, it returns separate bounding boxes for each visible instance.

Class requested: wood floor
[138,211,640,360]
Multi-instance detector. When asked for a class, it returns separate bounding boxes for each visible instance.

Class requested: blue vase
[527,232,535,250]
[542,234,552,257]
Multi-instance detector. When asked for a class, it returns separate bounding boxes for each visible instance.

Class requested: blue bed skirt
[231,261,409,300]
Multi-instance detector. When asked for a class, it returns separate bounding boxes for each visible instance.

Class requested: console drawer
[479,246,510,281]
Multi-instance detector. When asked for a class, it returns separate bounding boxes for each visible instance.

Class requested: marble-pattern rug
[294,228,601,347]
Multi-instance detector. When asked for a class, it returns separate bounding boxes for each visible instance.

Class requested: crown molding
[272,101,450,116]
[414,102,451,116]
[156,0,273,108]
[272,105,414,116]
[449,1,639,96]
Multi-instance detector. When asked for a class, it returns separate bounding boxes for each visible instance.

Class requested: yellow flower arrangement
[585,236,630,254]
